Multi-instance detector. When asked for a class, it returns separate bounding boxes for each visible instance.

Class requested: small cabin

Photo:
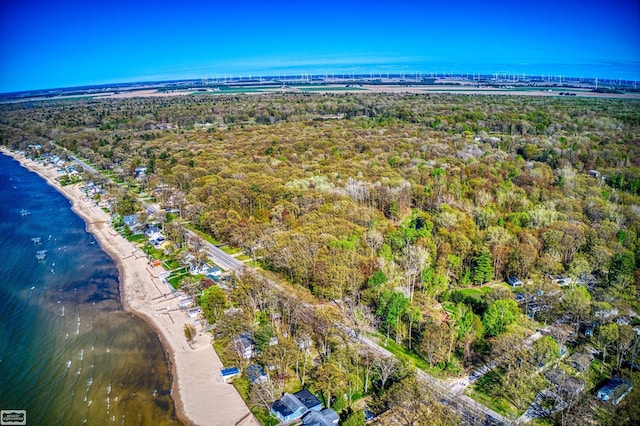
[220,367,240,382]
[507,276,523,287]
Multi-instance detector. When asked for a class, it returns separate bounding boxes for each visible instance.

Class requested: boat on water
[20,209,31,216]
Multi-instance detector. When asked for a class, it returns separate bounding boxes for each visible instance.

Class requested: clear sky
[1,0,639,92]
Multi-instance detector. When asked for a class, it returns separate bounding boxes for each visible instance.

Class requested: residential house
[595,308,619,319]
[552,275,572,286]
[507,276,523,287]
[134,166,147,179]
[567,352,593,372]
[187,259,210,276]
[597,377,633,405]
[270,389,324,424]
[144,224,160,237]
[220,367,240,382]
[294,389,323,412]
[206,266,222,281]
[545,369,585,395]
[178,295,194,309]
[302,408,340,426]
[245,364,269,384]
[187,307,202,319]
[234,335,255,359]
[296,335,313,350]
[149,232,167,248]
[270,393,308,423]
[123,214,140,233]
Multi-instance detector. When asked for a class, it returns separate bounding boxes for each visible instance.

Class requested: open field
[5,81,639,103]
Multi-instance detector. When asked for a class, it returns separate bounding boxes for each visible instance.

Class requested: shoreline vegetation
[1,147,258,426]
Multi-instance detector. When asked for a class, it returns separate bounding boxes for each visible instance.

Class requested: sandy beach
[1,147,258,426]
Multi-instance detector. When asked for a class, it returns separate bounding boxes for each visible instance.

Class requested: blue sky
[1,0,639,92]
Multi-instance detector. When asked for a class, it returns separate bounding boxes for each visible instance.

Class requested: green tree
[482,299,518,337]
[200,286,227,324]
[341,409,365,426]
[405,305,423,350]
[384,375,459,426]
[599,322,619,373]
[559,285,591,332]
[312,361,347,409]
[377,291,409,343]
[115,191,138,216]
[419,321,449,367]
[253,324,275,351]
[607,251,636,301]
[532,335,560,366]
[472,248,494,285]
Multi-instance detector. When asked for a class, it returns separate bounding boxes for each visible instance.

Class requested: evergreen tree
[472,248,494,285]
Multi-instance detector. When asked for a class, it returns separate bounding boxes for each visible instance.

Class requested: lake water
[0,154,181,425]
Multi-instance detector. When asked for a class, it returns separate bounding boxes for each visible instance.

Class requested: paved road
[201,239,244,272]
[70,155,100,175]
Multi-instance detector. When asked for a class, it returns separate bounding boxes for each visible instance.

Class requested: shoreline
[1,148,258,426]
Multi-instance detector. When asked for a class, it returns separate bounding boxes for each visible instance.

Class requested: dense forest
[2,92,639,425]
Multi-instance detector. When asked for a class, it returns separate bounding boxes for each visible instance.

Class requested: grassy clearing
[233,375,250,399]
[220,245,242,255]
[455,286,493,301]
[183,223,221,245]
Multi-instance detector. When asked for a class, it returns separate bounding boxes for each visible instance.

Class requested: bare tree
[373,355,398,391]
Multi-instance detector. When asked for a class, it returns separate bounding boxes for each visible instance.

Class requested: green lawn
[168,271,190,289]
[220,245,242,255]
[456,286,494,299]
[144,245,165,260]
[162,258,182,270]
[126,233,147,243]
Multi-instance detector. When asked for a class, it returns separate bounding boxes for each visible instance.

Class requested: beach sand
[1,148,258,426]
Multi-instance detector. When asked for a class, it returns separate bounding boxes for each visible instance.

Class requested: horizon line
[2,70,639,96]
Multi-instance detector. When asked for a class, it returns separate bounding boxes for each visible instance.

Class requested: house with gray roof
[302,408,340,426]
[597,377,633,405]
[567,352,593,372]
[270,389,323,423]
